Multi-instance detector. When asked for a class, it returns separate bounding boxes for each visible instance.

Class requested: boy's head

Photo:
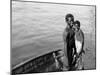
[65,14,74,27]
[73,20,80,31]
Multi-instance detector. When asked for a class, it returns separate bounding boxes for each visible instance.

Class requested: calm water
[12,1,96,69]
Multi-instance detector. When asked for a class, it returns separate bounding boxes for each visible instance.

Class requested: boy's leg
[67,48,73,70]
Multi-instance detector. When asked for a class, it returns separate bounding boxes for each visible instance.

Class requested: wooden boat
[12,49,64,75]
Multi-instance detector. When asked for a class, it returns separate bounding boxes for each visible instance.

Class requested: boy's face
[73,23,79,32]
[67,17,74,27]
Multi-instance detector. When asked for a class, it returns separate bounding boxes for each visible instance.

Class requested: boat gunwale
[12,49,62,70]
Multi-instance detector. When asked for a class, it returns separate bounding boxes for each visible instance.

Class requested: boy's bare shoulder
[80,29,84,35]
[63,28,69,36]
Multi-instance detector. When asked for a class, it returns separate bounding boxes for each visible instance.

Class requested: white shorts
[75,40,82,54]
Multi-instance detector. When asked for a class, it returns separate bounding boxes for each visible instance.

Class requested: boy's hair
[65,14,74,22]
[74,20,80,28]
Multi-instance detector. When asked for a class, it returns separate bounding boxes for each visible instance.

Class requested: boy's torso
[75,29,84,42]
[66,27,75,48]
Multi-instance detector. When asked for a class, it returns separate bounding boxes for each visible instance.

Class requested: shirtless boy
[73,20,85,70]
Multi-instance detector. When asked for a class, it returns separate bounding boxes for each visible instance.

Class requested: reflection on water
[12,1,96,69]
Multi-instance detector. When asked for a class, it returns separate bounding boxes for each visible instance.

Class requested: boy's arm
[80,29,85,55]
[63,30,68,57]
